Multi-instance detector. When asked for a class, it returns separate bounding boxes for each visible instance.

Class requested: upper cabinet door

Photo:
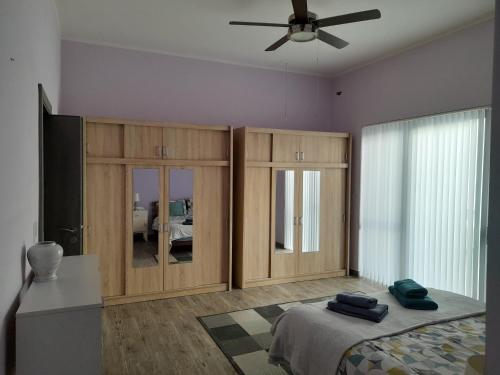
[86,122,124,158]
[246,132,272,162]
[163,128,229,160]
[124,125,163,159]
[273,134,301,162]
[299,136,348,163]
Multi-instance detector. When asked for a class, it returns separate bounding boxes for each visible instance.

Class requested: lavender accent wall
[0,0,60,373]
[60,41,334,131]
[329,20,494,271]
[60,20,495,274]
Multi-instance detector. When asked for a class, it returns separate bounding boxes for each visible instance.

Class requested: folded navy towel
[336,292,377,309]
[327,301,388,323]
[394,279,428,298]
[389,286,438,310]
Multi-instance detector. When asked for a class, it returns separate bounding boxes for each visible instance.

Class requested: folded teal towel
[394,279,428,298]
[389,286,438,310]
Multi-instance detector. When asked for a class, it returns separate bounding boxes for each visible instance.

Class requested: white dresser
[16,255,103,375]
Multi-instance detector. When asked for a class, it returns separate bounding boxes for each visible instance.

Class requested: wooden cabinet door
[244,167,272,281]
[163,166,229,290]
[297,168,346,275]
[297,169,324,275]
[299,136,348,163]
[273,134,301,162]
[126,166,164,295]
[271,168,299,279]
[321,169,346,272]
[86,164,125,297]
[163,128,229,160]
[124,125,163,159]
[194,166,230,285]
[246,132,272,162]
[86,122,123,158]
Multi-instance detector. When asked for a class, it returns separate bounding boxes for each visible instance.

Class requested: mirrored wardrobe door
[271,168,298,279]
[297,169,323,275]
[166,168,194,265]
[126,166,164,295]
[301,170,321,253]
[275,170,295,254]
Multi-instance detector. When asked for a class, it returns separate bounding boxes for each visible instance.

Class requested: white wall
[0,1,60,373]
[329,20,494,271]
[486,2,499,373]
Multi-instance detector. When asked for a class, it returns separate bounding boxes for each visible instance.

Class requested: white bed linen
[152,216,193,242]
[269,289,485,375]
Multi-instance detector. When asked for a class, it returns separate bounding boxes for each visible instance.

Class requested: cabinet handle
[300,151,304,161]
[162,146,168,159]
[295,151,299,161]
[298,216,303,225]
[294,217,298,225]
[155,145,162,158]
[86,143,91,154]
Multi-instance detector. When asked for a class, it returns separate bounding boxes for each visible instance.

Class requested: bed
[269,289,485,375]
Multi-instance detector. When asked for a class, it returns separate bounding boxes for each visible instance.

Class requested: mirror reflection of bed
[166,168,193,264]
[132,168,160,268]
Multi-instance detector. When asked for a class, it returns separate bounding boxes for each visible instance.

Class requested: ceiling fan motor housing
[288,12,318,42]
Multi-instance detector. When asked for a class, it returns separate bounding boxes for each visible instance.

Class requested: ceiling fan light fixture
[288,24,316,42]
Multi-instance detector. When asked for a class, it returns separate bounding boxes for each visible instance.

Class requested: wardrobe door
[86,164,125,297]
[124,125,163,159]
[246,132,272,162]
[271,168,299,279]
[195,167,229,285]
[162,128,229,160]
[126,166,164,295]
[297,169,323,275]
[299,136,348,163]
[273,134,301,162]
[86,122,123,158]
[163,167,196,290]
[244,167,272,281]
[322,169,346,271]
[163,167,229,290]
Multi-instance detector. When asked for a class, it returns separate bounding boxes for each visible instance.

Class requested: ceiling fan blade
[317,30,349,49]
[291,0,308,23]
[265,35,289,51]
[314,9,381,28]
[229,21,291,28]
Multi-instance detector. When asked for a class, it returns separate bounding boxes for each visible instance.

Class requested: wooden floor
[102,277,384,375]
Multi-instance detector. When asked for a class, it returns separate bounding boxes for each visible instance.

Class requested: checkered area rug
[198,296,333,375]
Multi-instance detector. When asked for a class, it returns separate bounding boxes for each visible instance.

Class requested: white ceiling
[55,0,494,76]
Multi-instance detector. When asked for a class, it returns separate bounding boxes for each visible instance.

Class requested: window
[359,108,490,301]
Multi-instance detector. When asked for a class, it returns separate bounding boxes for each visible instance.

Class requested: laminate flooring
[102,277,384,375]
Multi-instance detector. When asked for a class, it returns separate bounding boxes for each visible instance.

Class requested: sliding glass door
[359,108,490,300]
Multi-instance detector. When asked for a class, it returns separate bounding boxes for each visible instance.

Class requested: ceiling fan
[229,0,381,51]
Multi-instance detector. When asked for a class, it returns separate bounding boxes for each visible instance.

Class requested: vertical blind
[359,108,490,300]
[302,171,321,252]
[284,171,295,250]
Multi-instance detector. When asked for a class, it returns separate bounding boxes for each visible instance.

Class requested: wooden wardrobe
[233,127,351,288]
[84,118,232,305]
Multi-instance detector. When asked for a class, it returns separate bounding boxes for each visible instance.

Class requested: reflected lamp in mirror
[134,192,140,210]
